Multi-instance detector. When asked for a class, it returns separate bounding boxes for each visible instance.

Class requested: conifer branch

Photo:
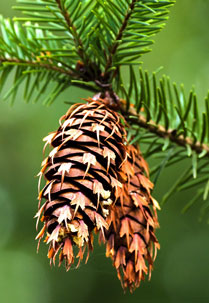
[117,67,209,155]
[126,112,209,158]
[0,57,76,77]
[118,67,209,211]
[55,0,86,63]
[104,0,137,76]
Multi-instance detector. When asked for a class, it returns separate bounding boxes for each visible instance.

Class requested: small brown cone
[35,99,127,270]
[100,144,160,292]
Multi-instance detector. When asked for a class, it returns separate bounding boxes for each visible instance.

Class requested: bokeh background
[1,1,209,302]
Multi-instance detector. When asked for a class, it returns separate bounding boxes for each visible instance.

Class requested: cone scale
[35,99,127,269]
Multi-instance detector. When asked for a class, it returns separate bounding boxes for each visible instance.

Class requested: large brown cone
[99,144,160,292]
[35,99,127,270]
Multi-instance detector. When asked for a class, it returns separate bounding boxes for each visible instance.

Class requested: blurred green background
[1,1,209,302]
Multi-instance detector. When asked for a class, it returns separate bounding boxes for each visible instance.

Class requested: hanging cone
[35,99,128,270]
[99,144,160,292]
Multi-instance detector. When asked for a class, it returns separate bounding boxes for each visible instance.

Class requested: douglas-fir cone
[35,98,160,292]
[35,99,127,270]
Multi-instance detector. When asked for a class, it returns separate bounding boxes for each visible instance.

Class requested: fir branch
[104,0,137,76]
[96,0,174,76]
[55,0,86,62]
[118,68,209,151]
[126,112,209,158]
[12,0,173,82]
[0,57,76,77]
[119,67,209,213]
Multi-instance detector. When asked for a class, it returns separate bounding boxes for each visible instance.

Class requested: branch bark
[126,112,209,158]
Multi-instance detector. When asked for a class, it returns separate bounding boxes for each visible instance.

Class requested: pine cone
[100,144,160,292]
[35,99,127,270]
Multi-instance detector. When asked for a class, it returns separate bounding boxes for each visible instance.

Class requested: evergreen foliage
[122,68,209,216]
[1,0,209,218]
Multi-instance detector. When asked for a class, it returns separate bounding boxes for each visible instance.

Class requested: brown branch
[126,112,209,158]
[0,57,100,93]
[0,57,76,77]
[55,0,85,62]
[104,0,137,76]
